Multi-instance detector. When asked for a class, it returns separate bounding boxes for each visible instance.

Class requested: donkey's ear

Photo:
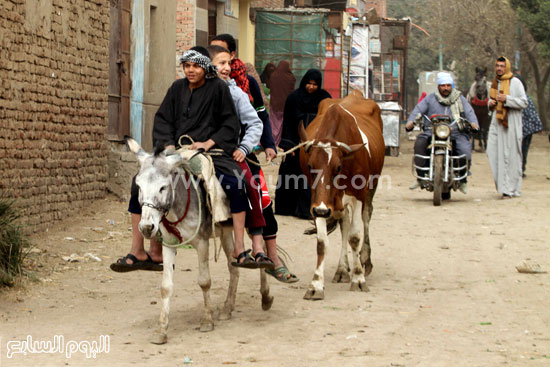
[125,136,148,165]
[164,152,184,169]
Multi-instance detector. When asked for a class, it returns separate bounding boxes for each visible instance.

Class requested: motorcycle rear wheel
[433,154,443,206]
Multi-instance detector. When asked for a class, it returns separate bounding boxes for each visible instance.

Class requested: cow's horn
[336,142,352,152]
[298,120,309,142]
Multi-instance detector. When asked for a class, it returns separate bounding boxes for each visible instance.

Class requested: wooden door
[108,0,131,141]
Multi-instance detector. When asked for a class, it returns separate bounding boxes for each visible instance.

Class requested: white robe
[486,77,528,196]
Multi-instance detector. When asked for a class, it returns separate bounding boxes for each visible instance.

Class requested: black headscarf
[279,68,332,150]
[260,62,276,85]
[513,72,527,92]
[180,49,217,78]
[295,69,331,112]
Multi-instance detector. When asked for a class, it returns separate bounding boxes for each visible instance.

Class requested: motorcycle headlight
[435,125,451,139]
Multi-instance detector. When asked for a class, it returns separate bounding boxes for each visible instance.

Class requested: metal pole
[514,21,521,70]
[439,36,443,71]
[365,24,369,98]
[438,0,443,70]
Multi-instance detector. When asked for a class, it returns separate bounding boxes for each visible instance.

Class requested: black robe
[275,69,332,218]
[153,77,241,176]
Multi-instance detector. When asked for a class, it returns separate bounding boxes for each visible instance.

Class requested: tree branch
[542,65,550,90]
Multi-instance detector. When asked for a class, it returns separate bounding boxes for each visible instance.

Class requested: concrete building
[108,0,268,199]
[128,0,265,151]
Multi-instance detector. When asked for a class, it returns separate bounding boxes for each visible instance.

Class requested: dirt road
[1,134,549,366]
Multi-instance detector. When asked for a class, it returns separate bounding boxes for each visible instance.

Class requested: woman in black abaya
[275,69,332,219]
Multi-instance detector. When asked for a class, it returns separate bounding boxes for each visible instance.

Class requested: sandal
[231,249,258,269]
[266,266,299,283]
[110,253,163,273]
[253,252,275,269]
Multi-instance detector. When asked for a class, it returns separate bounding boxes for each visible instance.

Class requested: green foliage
[0,195,29,287]
[511,0,550,58]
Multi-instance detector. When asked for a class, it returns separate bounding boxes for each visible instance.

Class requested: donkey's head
[127,138,186,239]
[474,67,489,100]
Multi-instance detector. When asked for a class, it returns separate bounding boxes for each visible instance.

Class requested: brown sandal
[253,252,275,269]
[231,250,258,269]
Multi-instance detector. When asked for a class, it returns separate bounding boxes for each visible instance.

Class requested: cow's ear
[298,120,309,142]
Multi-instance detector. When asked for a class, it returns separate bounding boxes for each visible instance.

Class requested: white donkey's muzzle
[139,221,157,239]
[139,206,163,239]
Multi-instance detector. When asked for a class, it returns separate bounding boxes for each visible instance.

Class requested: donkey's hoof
[151,333,167,345]
[332,269,351,283]
[303,288,324,300]
[219,310,232,321]
[350,281,369,292]
[261,295,274,311]
[199,321,215,332]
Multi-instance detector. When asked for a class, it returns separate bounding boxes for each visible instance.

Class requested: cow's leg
[333,206,351,283]
[196,238,214,332]
[348,200,368,292]
[304,217,328,300]
[360,189,376,277]
[260,267,273,310]
[220,224,239,320]
[151,245,176,344]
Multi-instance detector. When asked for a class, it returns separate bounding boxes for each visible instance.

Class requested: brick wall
[176,0,195,79]
[251,0,284,8]
[0,0,109,231]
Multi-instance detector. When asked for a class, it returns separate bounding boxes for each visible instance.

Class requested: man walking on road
[487,56,528,199]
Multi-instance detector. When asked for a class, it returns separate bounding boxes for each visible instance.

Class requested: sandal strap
[254,252,274,264]
[118,253,139,265]
[254,252,266,260]
[236,249,252,262]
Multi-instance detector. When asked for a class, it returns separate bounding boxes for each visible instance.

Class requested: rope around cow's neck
[178,134,313,167]
[245,140,314,167]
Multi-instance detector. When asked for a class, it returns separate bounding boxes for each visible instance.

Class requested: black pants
[521,134,532,174]
[414,135,468,182]
[413,136,430,177]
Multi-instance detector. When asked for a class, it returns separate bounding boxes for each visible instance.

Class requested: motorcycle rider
[406,72,479,194]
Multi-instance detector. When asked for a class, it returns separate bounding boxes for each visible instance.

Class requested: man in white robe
[487,56,528,198]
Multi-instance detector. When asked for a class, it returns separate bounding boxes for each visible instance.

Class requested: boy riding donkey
[111,47,274,271]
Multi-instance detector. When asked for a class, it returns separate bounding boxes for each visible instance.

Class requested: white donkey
[127,138,273,344]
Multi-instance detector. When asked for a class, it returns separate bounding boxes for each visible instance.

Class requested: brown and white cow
[299,90,385,300]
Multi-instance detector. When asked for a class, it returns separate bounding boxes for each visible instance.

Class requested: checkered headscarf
[180,50,217,79]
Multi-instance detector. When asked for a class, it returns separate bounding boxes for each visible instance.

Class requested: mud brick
[0,0,109,232]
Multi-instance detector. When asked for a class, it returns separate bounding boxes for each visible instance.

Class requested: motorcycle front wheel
[433,154,444,206]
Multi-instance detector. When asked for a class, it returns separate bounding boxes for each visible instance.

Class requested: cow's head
[299,123,365,219]
[126,138,186,239]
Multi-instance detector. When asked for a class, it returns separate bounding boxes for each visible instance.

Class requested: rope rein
[161,173,202,249]
[174,135,223,260]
